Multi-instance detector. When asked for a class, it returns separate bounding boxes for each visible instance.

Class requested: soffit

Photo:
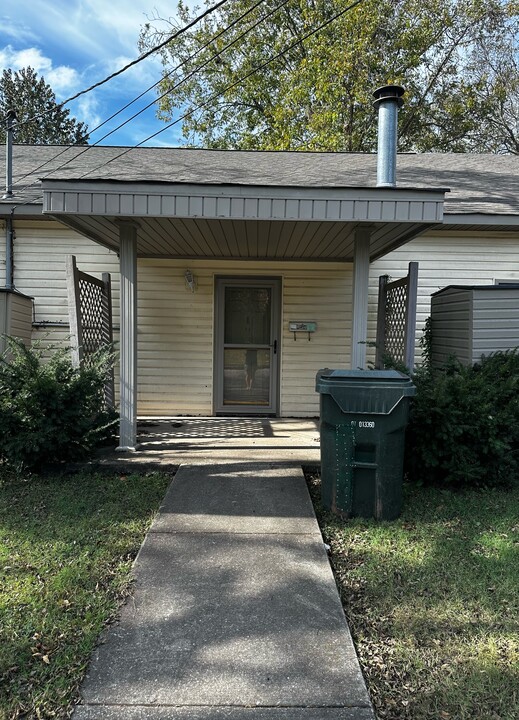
[42,180,444,262]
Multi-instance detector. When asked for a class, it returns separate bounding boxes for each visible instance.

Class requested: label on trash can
[353,420,376,428]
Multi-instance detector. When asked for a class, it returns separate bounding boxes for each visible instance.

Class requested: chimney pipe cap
[373,84,405,109]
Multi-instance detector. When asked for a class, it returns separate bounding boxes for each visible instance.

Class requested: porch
[96,416,321,465]
[44,182,444,451]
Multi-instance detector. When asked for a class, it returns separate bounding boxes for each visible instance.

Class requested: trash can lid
[315,369,416,414]
[316,369,413,384]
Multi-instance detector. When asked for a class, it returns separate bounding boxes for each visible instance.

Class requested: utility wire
[15,0,366,206]
[62,0,292,154]
[74,0,366,179]
[7,0,232,131]
[11,0,272,188]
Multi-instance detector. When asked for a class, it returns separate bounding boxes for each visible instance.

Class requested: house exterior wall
[370,230,519,367]
[9,223,351,417]
[11,220,120,347]
[8,220,519,414]
[138,259,351,417]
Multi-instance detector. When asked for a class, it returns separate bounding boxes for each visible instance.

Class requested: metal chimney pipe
[373,85,404,188]
[3,109,17,199]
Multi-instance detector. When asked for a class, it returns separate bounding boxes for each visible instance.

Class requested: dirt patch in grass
[0,467,174,719]
[306,471,519,720]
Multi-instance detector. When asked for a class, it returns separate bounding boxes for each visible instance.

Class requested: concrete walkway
[74,430,376,719]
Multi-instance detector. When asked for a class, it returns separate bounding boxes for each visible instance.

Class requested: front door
[214,277,281,415]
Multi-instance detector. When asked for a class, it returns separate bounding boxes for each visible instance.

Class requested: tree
[139,0,519,153]
[0,67,89,145]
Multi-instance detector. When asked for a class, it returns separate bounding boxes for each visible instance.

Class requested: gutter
[3,110,16,290]
[5,210,13,289]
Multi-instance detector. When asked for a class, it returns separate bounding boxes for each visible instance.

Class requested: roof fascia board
[42,179,445,202]
[443,213,519,227]
[42,181,444,225]
[0,203,43,217]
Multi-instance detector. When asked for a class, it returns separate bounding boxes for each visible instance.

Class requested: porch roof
[3,145,518,261]
[42,178,444,262]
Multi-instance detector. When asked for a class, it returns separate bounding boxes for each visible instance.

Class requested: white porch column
[117,222,139,451]
[351,227,371,369]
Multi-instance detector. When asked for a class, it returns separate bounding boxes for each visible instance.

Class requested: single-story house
[1,135,518,449]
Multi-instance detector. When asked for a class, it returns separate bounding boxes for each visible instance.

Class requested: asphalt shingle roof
[2,145,518,216]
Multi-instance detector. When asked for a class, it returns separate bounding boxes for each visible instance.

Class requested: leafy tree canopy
[0,67,89,145]
[140,0,519,153]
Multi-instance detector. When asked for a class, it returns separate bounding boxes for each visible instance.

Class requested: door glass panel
[224,287,271,344]
[223,348,270,405]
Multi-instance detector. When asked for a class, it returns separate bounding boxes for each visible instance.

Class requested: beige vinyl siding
[138,259,214,415]
[281,266,351,416]
[138,259,352,417]
[371,231,519,365]
[11,220,120,347]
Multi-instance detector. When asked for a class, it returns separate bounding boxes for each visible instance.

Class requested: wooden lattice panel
[66,255,114,407]
[375,262,418,370]
[384,282,408,363]
[78,276,104,359]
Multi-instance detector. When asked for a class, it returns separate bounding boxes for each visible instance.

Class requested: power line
[10,0,232,131]
[13,0,291,198]
[79,0,291,148]
[14,0,366,206]
[74,0,367,178]
[11,0,271,189]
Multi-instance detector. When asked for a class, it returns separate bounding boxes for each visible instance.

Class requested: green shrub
[0,337,116,471]
[405,349,519,487]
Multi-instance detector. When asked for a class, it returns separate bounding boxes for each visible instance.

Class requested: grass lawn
[0,467,172,720]
[307,473,519,720]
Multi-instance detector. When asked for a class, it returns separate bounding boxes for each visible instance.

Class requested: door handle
[273,340,277,354]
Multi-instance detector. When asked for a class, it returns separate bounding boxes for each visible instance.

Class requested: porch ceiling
[42,180,445,262]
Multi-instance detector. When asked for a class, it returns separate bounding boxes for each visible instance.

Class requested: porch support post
[351,227,371,369]
[117,222,139,451]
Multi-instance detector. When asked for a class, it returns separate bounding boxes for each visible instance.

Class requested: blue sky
[0,0,187,146]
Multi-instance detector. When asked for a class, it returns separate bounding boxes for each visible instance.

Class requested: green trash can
[315,369,416,521]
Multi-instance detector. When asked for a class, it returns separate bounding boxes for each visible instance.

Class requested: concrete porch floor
[106,418,322,465]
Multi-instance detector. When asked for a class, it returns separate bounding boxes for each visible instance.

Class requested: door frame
[213,276,281,416]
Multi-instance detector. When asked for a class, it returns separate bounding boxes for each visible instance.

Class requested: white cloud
[74,94,102,132]
[3,1,178,64]
[47,66,80,94]
[0,15,38,44]
[0,1,187,146]
[0,45,81,97]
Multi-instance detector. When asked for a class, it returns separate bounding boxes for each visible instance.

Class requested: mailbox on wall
[289,321,317,340]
